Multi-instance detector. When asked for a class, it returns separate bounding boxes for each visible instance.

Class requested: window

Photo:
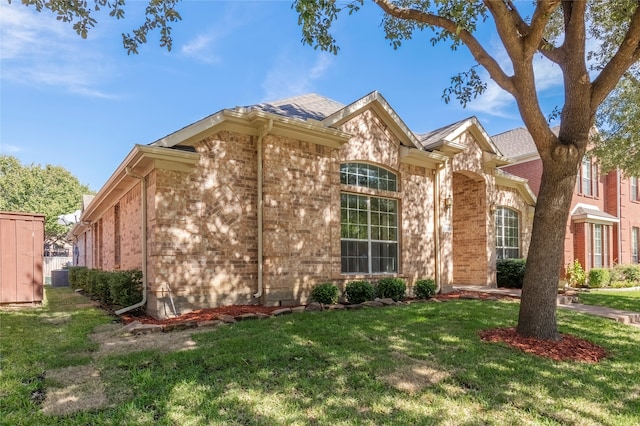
[631,177,639,202]
[588,223,610,269]
[578,157,598,197]
[593,224,603,268]
[340,163,397,191]
[495,207,520,259]
[340,163,399,274]
[341,194,398,273]
[632,227,639,264]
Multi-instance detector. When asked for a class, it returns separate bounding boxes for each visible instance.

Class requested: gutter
[433,164,443,293]
[254,119,273,299]
[115,168,148,315]
[617,169,622,262]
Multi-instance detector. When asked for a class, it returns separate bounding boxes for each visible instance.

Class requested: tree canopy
[292,0,639,340]
[9,0,640,340]
[0,155,92,244]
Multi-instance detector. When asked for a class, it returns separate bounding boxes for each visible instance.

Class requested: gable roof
[417,116,510,166]
[321,91,423,149]
[244,93,345,121]
[492,126,560,161]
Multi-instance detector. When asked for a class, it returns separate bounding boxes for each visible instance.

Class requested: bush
[566,260,587,288]
[67,266,87,290]
[310,282,339,304]
[109,270,143,307]
[344,281,375,304]
[376,278,406,301]
[496,259,526,288]
[92,270,112,304]
[414,279,437,299]
[65,267,143,307]
[610,264,640,287]
[588,268,610,288]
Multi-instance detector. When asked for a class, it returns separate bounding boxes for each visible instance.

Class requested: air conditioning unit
[51,270,69,287]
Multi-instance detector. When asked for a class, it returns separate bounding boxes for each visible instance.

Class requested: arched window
[496,207,520,259]
[340,163,397,192]
[340,163,398,274]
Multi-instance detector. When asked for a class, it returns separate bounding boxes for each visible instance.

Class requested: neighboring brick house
[68,91,535,318]
[493,127,640,274]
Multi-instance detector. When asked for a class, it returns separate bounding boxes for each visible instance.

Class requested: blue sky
[1,1,562,192]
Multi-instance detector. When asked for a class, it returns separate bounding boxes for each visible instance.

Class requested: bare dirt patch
[379,352,451,394]
[479,327,607,363]
[42,365,107,416]
[90,323,208,359]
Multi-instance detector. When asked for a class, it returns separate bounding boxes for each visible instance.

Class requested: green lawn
[578,290,640,312]
[2,287,640,425]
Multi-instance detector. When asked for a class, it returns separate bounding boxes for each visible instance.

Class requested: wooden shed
[0,212,45,304]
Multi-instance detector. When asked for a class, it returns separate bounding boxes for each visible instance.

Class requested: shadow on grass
[4,294,640,425]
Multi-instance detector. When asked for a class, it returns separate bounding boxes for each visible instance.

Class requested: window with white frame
[586,223,610,269]
[495,207,520,259]
[632,227,639,264]
[593,224,603,268]
[340,163,398,274]
[631,177,639,202]
[579,157,598,197]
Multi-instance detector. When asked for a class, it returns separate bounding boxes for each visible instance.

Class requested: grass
[577,290,640,312]
[1,287,639,425]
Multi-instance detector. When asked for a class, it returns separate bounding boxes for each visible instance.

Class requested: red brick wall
[502,160,543,196]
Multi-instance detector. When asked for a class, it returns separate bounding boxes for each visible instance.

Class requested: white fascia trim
[570,203,620,224]
[321,91,423,150]
[81,145,199,222]
[446,117,500,155]
[495,170,537,205]
[152,110,258,148]
[400,146,448,169]
[248,110,351,148]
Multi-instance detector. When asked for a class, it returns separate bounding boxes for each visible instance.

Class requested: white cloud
[181,34,220,64]
[0,2,117,98]
[261,52,334,101]
[179,3,247,64]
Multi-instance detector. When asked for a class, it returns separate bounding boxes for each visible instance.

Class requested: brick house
[493,127,640,274]
[68,91,535,318]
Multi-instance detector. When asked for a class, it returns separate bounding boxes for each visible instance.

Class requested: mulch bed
[118,290,607,363]
[479,327,607,363]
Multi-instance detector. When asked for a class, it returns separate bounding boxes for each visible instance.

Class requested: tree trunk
[517,150,579,340]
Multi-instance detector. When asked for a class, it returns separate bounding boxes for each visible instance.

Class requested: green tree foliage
[294,0,639,340]
[11,0,640,340]
[0,155,92,242]
[593,76,640,176]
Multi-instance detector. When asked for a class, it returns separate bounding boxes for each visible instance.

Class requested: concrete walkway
[452,285,640,328]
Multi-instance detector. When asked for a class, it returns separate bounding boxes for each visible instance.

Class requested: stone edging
[121,297,439,335]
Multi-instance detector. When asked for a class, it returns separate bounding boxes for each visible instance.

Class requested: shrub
[92,270,112,304]
[376,278,406,301]
[310,282,339,304]
[67,266,87,289]
[414,279,437,299]
[109,270,143,307]
[345,280,375,304]
[566,260,586,288]
[496,259,526,288]
[610,264,640,287]
[588,268,610,288]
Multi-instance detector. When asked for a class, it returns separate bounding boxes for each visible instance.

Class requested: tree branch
[371,0,516,95]
[591,4,640,107]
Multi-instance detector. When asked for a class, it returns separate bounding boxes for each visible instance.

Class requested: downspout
[433,164,443,293]
[617,169,622,262]
[254,119,273,299]
[115,168,148,315]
